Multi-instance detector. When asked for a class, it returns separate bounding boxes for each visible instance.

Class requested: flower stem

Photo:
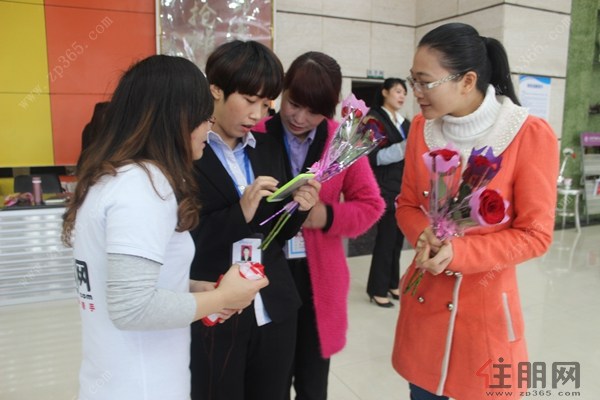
[403,268,424,296]
[259,211,291,250]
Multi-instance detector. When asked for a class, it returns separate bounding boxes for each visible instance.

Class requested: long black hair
[63,55,213,245]
[419,23,520,105]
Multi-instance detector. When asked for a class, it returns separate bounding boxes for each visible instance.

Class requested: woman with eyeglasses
[63,55,268,400]
[365,77,410,308]
[392,23,558,400]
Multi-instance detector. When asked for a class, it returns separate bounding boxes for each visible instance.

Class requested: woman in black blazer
[189,40,320,400]
[366,78,411,307]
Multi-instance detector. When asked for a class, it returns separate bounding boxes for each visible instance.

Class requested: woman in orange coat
[393,23,558,399]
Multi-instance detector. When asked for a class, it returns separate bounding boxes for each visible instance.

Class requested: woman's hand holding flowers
[415,239,454,276]
[416,226,443,255]
[293,179,321,211]
[258,93,384,250]
[404,145,507,295]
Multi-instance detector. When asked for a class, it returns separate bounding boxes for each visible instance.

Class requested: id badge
[285,231,306,259]
[231,234,271,326]
[232,234,263,264]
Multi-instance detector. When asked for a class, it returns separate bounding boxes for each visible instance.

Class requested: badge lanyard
[234,151,253,197]
[282,133,307,259]
[282,133,297,176]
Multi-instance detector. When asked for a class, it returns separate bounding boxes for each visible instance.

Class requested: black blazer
[367,106,410,200]
[190,133,307,323]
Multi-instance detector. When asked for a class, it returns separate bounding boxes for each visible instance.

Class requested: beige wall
[273,0,571,138]
[274,0,417,115]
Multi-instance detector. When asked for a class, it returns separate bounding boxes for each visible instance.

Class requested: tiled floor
[1,225,599,400]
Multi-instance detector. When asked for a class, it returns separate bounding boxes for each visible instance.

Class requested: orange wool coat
[393,112,558,399]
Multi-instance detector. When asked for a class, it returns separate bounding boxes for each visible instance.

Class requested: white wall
[274,0,417,118]
[272,0,571,135]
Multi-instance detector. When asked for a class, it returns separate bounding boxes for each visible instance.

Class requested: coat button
[447,302,454,311]
[418,296,425,303]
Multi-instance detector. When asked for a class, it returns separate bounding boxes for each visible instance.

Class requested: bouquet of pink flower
[403,145,510,295]
[258,94,384,250]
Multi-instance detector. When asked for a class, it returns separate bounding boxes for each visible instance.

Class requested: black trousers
[367,197,404,297]
[286,258,330,400]
[190,304,297,400]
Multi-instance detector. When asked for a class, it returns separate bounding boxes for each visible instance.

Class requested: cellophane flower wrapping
[307,94,385,181]
[403,145,510,295]
[259,93,385,250]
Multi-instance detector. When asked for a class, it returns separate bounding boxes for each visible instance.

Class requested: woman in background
[366,78,410,307]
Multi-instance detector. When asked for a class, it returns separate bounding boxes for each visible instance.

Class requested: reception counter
[0,206,75,306]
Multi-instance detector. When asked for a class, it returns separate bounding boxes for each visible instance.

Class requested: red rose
[463,156,495,186]
[478,189,506,224]
[473,156,492,168]
[430,148,459,161]
[341,106,363,119]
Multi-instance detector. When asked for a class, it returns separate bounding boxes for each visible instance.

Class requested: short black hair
[205,40,283,100]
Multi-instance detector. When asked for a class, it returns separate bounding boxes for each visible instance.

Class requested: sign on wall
[518,75,551,120]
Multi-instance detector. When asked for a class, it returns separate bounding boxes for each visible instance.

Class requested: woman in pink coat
[393,23,558,399]
[253,51,384,400]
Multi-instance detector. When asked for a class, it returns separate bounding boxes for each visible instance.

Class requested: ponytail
[483,37,520,105]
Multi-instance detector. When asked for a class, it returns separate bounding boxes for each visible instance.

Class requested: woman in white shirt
[61,55,268,400]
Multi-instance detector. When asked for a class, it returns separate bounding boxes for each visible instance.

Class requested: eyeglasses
[406,73,461,93]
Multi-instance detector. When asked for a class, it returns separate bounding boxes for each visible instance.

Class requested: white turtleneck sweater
[423,85,528,165]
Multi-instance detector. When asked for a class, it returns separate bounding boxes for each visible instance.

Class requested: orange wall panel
[44,4,156,165]
[44,7,156,94]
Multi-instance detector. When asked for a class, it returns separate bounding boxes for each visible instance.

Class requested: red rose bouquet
[403,145,510,295]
